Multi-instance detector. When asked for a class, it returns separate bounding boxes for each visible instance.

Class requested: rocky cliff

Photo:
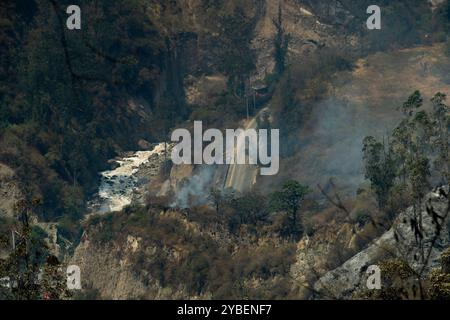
[314,187,450,299]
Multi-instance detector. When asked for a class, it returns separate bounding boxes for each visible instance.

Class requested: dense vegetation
[87,201,297,299]
[0,200,69,300]
[0,0,258,237]
[0,1,170,230]
[363,91,449,214]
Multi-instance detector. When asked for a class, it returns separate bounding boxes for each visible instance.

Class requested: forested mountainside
[0,0,450,300]
[0,0,442,233]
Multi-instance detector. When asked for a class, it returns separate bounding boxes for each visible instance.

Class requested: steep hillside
[1,0,450,300]
[259,43,450,195]
[315,188,450,299]
[72,207,297,299]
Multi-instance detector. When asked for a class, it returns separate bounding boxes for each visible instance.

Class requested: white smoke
[171,165,215,208]
[270,96,401,196]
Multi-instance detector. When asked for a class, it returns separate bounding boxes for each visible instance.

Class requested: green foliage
[363,91,449,210]
[229,191,269,227]
[208,187,235,216]
[431,92,450,183]
[206,188,271,235]
[270,180,310,239]
[0,203,69,300]
[401,90,423,116]
[362,136,397,209]
[353,209,373,227]
[0,0,172,230]
[359,91,450,300]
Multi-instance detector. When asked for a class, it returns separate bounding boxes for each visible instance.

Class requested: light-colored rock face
[0,163,21,218]
[168,164,194,192]
[71,237,148,299]
[70,213,209,300]
[289,221,359,299]
[314,188,450,299]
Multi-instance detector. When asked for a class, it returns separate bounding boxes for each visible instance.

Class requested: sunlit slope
[260,44,450,194]
[224,117,259,192]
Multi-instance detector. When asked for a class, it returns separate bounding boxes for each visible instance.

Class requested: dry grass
[339,44,450,107]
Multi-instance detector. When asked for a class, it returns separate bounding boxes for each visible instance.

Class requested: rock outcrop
[314,187,450,299]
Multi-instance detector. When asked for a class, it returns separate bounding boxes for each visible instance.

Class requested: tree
[359,91,450,300]
[0,199,69,300]
[362,136,397,209]
[231,191,268,225]
[431,92,450,184]
[217,7,256,97]
[392,92,433,239]
[401,90,423,116]
[273,3,290,75]
[208,187,235,216]
[364,91,437,210]
[271,180,310,239]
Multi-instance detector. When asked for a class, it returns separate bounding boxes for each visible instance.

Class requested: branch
[419,186,450,276]
[317,180,350,215]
